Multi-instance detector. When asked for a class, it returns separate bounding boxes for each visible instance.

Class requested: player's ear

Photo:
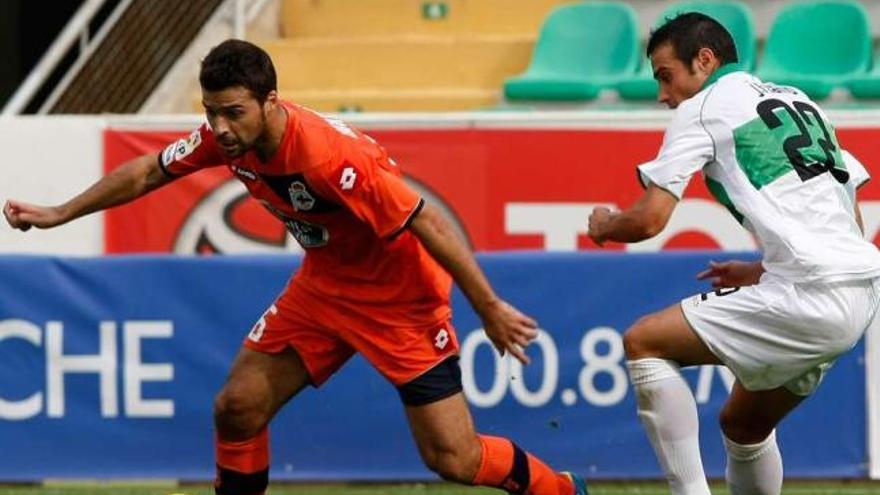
[695,47,716,75]
[263,90,279,110]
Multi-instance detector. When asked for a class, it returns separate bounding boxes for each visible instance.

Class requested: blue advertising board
[0,253,867,480]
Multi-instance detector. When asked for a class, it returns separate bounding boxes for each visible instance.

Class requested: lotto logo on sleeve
[340,167,357,190]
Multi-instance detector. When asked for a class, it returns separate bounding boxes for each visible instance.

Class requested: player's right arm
[588,184,678,244]
[5,124,224,232]
[588,97,714,246]
[4,154,172,231]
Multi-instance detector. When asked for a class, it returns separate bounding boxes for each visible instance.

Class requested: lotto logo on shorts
[434,328,449,350]
[248,304,278,342]
[339,167,357,190]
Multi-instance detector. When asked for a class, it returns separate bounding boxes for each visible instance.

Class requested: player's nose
[212,117,232,137]
[657,90,669,106]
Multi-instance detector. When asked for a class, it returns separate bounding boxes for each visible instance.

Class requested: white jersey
[638,66,880,283]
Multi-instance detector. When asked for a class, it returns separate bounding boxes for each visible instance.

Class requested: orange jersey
[159,102,452,327]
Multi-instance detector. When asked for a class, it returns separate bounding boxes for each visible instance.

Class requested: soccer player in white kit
[588,13,880,495]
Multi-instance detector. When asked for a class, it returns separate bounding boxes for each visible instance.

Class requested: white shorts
[681,274,880,396]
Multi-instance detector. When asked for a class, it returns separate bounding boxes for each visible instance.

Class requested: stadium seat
[756,0,871,100]
[282,0,569,38]
[264,36,532,112]
[262,0,572,111]
[617,1,756,101]
[503,2,640,102]
[847,51,880,99]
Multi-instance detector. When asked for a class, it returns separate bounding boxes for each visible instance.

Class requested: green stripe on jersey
[733,116,792,189]
[733,111,845,190]
[705,176,745,224]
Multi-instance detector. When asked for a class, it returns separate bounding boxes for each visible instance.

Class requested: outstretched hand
[696,260,764,288]
[3,200,65,231]
[481,299,539,365]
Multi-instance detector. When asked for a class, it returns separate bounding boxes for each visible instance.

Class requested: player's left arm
[854,200,865,235]
[410,204,538,364]
[842,149,870,235]
[588,184,678,245]
[309,158,539,363]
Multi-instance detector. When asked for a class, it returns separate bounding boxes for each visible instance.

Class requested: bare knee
[623,315,662,360]
[719,406,775,444]
[214,385,269,441]
[422,437,482,483]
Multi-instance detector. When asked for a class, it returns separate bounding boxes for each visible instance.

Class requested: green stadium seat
[503,1,639,101]
[617,1,756,101]
[847,51,880,99]
[617,62,655,101]
[756,0,871,100]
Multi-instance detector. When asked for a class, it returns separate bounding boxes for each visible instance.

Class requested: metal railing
[2,0,116,115]
[2,0,273,116]
[37,0,133,114]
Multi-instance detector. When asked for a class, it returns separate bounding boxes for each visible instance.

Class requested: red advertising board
[104,125,880,254]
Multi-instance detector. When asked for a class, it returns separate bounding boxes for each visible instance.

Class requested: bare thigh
[405,392,483,482]
[720,381,805,444]
[214,346,312,441]
[624,302,722,366]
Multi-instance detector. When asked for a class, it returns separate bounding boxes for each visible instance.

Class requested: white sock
[723,430,783,495]
[627,358,711,495]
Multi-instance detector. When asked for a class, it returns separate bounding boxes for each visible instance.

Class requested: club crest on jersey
[288,181,315,211]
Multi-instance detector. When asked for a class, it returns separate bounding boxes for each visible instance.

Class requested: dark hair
[199,39,277,102]
[647,12,738,67]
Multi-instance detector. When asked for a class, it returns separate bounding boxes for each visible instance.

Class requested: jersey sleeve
[842,150,870,189]
[636,99,715,199]
[158,124,226,177]
[307,159,423,239]
[841,149,870,203]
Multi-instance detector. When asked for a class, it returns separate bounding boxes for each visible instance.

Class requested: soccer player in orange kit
[4,40,587,495]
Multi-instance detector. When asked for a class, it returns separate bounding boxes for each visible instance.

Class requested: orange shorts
[242,285,459,387]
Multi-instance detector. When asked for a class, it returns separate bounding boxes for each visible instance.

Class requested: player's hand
[3,200,66,231]
[696,260,764,288]
[480,299,539,365]
[588,206,614,246]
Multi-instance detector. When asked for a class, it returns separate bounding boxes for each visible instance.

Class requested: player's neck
[253,105,289,163]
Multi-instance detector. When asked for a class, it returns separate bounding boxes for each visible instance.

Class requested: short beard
[248,108,272,159]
